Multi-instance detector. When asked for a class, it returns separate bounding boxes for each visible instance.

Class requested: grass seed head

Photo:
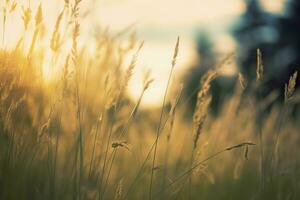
[238,73,246,90]
[226,142,256,151]
[285,71,298,102]
[35,4,43,27]
[172,36,180,67]
[256,49,263,82]
[22,6,32,30]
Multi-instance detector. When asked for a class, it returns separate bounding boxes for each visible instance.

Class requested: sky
[2,0,286,107]
[92,0,286,107]
[94,0,245,107]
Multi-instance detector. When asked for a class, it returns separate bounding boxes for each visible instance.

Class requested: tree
[276,0,300,86]
[182,30,216,115]
[233,0,299,96]
[182,31,236,115]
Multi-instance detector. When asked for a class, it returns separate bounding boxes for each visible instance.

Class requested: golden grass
[0,1,299,200]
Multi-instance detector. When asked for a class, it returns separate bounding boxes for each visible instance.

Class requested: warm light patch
[215,35,237,76]
[1,0,246,107]
[261,0,287,13]
[126,39,194,108]
[42,51,55,81]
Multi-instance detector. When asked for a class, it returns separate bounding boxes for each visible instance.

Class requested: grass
[0,1,300,200]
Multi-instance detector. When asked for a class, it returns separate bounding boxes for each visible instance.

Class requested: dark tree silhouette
[182,31,236,116]
[182,31,216,115]
[233,0,299,96]
[184,0,300,117]
[276,0,300,85]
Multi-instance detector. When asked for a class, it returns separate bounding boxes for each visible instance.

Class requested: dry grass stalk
[256,49,263,82]
[238,73,246,90]
[50,10,64,52]
[4,95,26,130]
[1,1,298,199]
[71,0,82,19]
[189,70,217,199]
[102,71,153,199]
[116,41,144,107]
[64,0,70,8]
[269,71,298,183]
[10,1,18,12]
[225,142,256,151]
[2,0,17,44]
[193,70,216,149]
[155,142,256,198]
[62,55,70,97]
[127,31,137,50]
[167,84,183,141]
[72,22,80,65]
[126,71,153,121]
[143,70,154,91]
[22,5,32,31]
[149,36,180,200]
[162,85,183,197]
[28,4,43,57]
[124,41,144,83]
[284,71,298,102]
[172,36,180,67]
[70,18,83,200]
[244,145,249,160]
[35,4,43,27]
[111,141,130,151]
[215,52,235,71]
[114,179,123,200]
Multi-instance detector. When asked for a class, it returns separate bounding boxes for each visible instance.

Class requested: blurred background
[93,0,299,110]
[3,0,299,109]
[1,1,300,199]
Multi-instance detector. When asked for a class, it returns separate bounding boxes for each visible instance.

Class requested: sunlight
[1,0,299,199]
[42,51,55,81]
[127,38,195,108]
[94,0,245,107]
[1,0,244,106]
[261,0,287,13]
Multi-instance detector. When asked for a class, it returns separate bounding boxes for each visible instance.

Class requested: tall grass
[0,1,299,200]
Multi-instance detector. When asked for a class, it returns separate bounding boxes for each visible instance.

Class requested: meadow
[0,1,299,199]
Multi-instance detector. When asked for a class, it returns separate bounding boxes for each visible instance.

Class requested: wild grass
[0,1,299,200]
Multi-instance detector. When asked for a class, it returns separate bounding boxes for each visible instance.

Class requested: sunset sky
[93,0,286,106]
[2,0,286,107]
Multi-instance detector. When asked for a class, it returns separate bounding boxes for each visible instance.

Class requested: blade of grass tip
[88,114,103,178]
[255,48,265,192]
[102,77,153,199]
[270,71,297,181]
[154,142,256,198]
[159,52,234,136]
[124,113,174,199]
[124,111,166,199]
[100,148,117,199]
[162,85,183,198]
[2,7,6,47]
[53,106,63,200]
[94,76,111,185]
[124,44,180,200]
[98,98,117,200]
[99,117,115,200]
[99,41,144,200]
[149,36,179,200]
[125,45,226,200]
[123,139,157,199]
[71,20,84,200]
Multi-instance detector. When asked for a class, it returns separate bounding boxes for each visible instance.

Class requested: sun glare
[1,0,299,199]
[1,0,245,107]
[261,0,287,13]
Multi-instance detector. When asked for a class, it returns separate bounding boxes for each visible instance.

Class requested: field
[0,1,299,199]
